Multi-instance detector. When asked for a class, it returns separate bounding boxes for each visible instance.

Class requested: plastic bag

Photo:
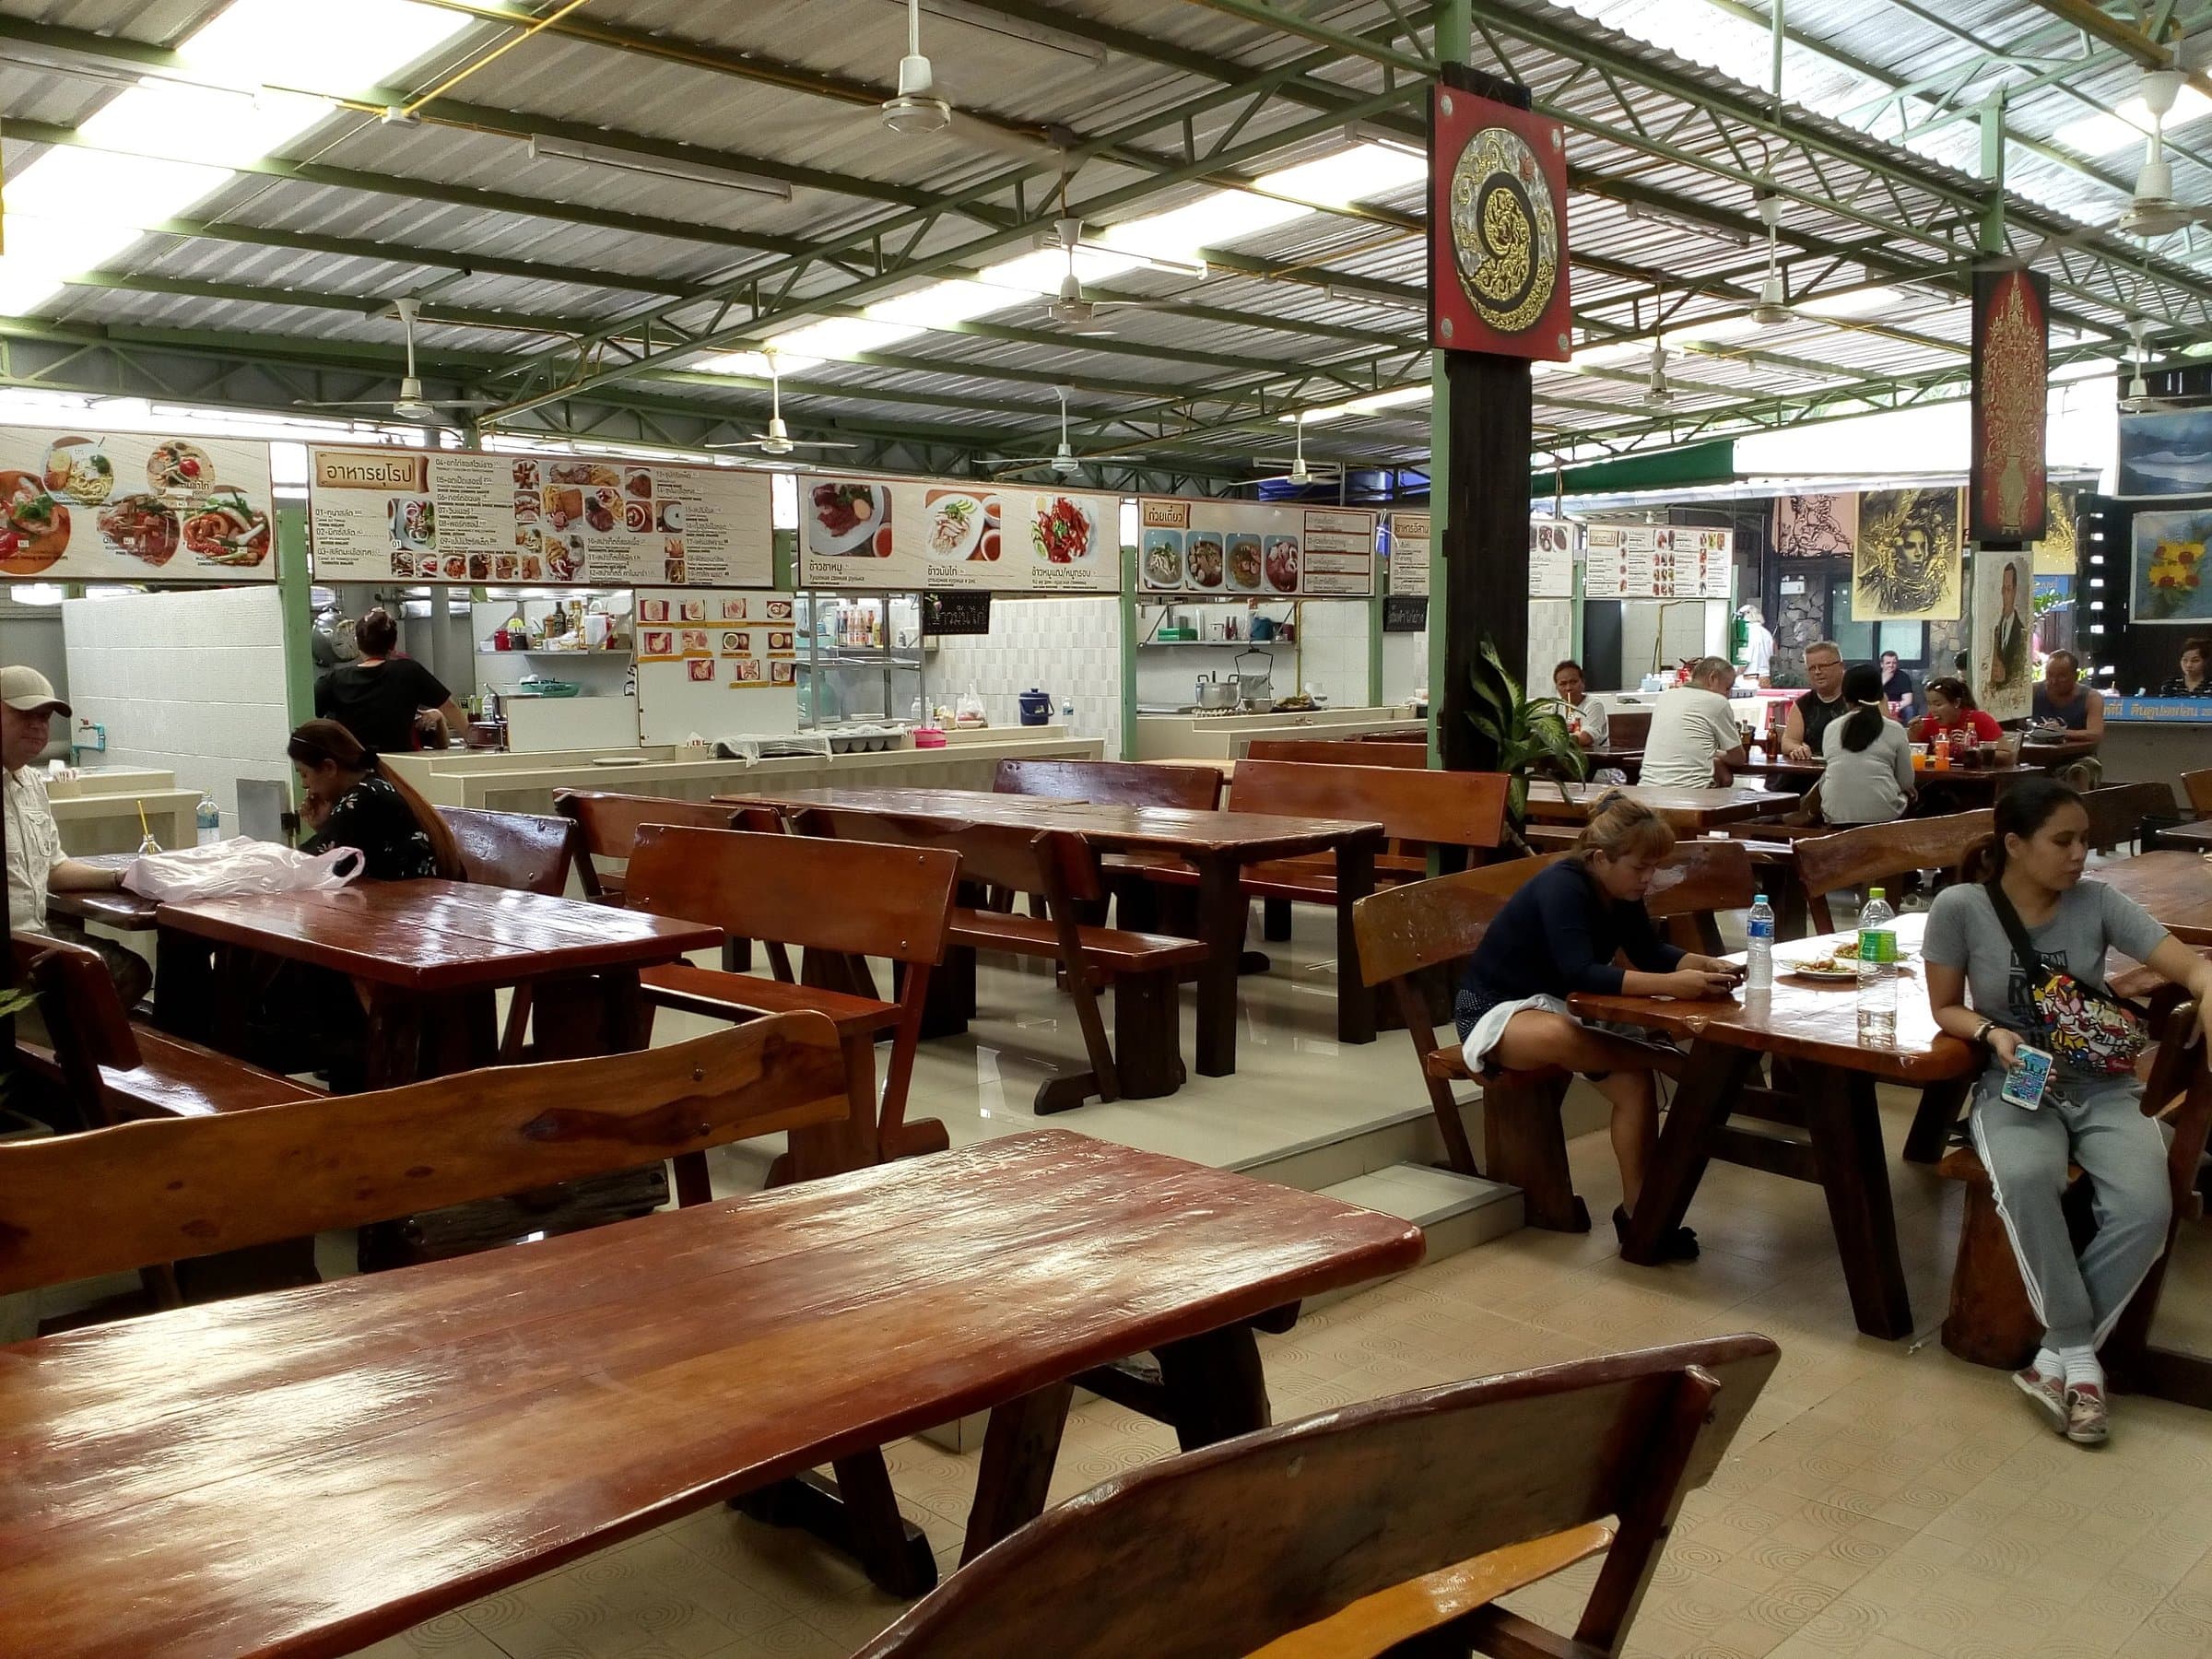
[123,837,364,902]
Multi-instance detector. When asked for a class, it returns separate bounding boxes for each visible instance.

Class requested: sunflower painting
[2133,509,2212,624]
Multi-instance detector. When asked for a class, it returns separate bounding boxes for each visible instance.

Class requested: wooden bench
[994,756,1224,810]
[1243,738,1430,768]
[1352,842,1753,1230]
[855,1334,1779,1659]
[2183,767,2212,818]
[2081,781,2181,854]
[791,806,1206,1112]
[436,805,583,1058]
[553,788,749,905]
[1937,1004,2209,1372]
[622,823,960,1182]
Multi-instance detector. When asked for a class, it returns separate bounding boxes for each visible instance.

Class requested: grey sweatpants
[1971,1078,2171,1351]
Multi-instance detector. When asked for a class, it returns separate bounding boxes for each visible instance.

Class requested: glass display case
[794,591,924,728]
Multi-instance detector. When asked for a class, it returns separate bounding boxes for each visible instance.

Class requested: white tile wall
[1291,600,1373,708]
[1382,630,1426,703]
[1529,598,1574,692]
[928,595,1124,757]
[63,586,293,834]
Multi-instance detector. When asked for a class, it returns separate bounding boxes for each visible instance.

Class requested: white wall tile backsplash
[928,595,1124,757]
[1382,630,1426,703]
[1530,599,1574,692]
[63,586,293,835]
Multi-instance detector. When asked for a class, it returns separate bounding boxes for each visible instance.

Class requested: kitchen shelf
[1139,639,1287,648]
[478,645,631,657]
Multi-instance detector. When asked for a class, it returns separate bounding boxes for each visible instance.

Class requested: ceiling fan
[1641,338,1674,410]
[1252,418,1343,487]
[1035,217,1190,333]
[296,296,505,425]
[991,386,1147,477]
[882,0,952,133]
[706,348,861,457]
[2120,318,2190,413]
[2015,67,2212,263]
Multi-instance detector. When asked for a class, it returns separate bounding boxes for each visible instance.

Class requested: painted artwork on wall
[1970,547,2035,723]
[2118,410,2212,496]
[2033,487,2078,575]
[1772,493,1856,559]
[1854,488,1962,621]
[2132,507,2212,624]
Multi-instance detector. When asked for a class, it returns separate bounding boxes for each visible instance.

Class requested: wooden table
[154,879,721,1087]
[2156,818,2212,852]
[1572,915,1978,1339]
[0,1128,1424,1658]
[1730,753,2045,810]
[2094,849,2212,947]
[716,785,1386,1075]
[1524,780,1797,831]
[41,851,159,931]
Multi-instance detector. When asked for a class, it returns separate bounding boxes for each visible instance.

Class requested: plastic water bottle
[1856,887,1899,1043]
[194,793,221,846]
[1745,893,1776,992]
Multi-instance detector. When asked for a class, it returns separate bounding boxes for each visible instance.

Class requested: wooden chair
[1793,810,1994,933]
[1351,843,1752,1232]
[552,789,745,905]
[623,824,960,1181]
[436,806,583,1060]
[2080,782,2180,854]
[2183,768,2212,818]
[1243,738,1430,768]
[855,1334,1780,1659]
[791,806,1206,1113]
[1939,1004,2209,1372]
[1606,708,1652,749]
[994,757,1223,810]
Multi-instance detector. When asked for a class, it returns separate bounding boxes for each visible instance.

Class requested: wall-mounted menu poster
[0,425,275,582]
[308,446,773,588]
[1386,511,1429,596]
[798,473,1120,592]
[1138,498,1377,596]
[1529,518,1575,598]
[1582,524,1732,600]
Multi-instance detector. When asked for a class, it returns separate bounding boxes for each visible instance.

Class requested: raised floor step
[1304,1162,1524,1310]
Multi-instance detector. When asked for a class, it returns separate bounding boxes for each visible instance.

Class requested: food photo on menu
[1265,535,1300,593]
[680,598,706,622]
[1186,532,1225,589]
[731,657,764,684]
[924,488,997,562]
[659,500,686,535]
[687,659,714,682]
[665,559,687,583]
[100,494,181,567]
[771,660,796,685]
[641,629,674,658]
[720,598,747,620]
[808,479,891,559]
[722,631,751,654]
[639,598,671,623]
[1031,494,1094,565]
[1143,527,1183,589]
[765,598,793,621]
[679,629,710,654]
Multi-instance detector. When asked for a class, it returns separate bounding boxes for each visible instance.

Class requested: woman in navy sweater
[1455,794,1740,1257]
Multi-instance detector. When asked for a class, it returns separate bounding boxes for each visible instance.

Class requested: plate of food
[1142,528,1184,589]
[808,480,886,556]
[584,487,620,533]
[1187,535,1225,589]
[1227,537,1263,591]
[1032,494,1095,564]
[97,494,179,566]
[467,553,492,581]
[181,488,269,568]
[147,438,212,499]
[1265,536,1301,593]
[390,496,436,552]
[624,468,653,500]
[511,459,541,490]
[622,500,651,534]
[926,492,987,561]
[657,500,685,535]
[0,471,70,574]
[513,490,541,526]
[43,436,115,505]
[1781,954,1860,982]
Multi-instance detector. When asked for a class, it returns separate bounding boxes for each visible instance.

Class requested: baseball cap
[1,665,70,718]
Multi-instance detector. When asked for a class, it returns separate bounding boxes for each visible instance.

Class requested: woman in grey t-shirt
[1924,781,2212,1447]
[1818,663,1914,826]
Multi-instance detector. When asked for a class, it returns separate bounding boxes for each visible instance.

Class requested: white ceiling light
[883,0,952,134]
[526,135,793,199]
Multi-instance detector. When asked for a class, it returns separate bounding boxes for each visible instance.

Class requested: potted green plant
[1466,640,1589,850]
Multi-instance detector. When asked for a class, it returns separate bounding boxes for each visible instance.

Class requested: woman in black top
[314,609,467,756]
[288,719,460,881]
[2159,637,2210,697]
[1454,794,1739,1256]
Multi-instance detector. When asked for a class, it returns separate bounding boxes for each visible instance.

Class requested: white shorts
[1460,993,1573,1076]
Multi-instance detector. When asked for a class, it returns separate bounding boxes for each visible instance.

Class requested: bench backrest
[0,1014,849,1297]
[1230,759,1509,851]
[2079,782,2177,853]
[10,933,142,1110]
[1606,708,1652,748]
[437,806,580,897]
[789,806,1104,905]
[1243,738,1429,769]
[1794,810,1993,930]
[855,1335,1779,1659]
[552,789,743,896]
[994,757,1222,811]
[625,824,958,966]
[2183,768,2212,818]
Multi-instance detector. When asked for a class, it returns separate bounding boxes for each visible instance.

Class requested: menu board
[308,446,773,588]
[1583,524,1732,600]
[0,424,275,582]
[799,473,1120,592]
[1386,511,1429,596]
[1530,518,1575,598]
[1138,498,1376,596]
[633,588,798,688]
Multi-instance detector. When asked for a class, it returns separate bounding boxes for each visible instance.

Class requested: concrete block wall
[62,586,293,834]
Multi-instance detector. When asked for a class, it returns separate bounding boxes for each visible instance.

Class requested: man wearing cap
[4,666,151,1003]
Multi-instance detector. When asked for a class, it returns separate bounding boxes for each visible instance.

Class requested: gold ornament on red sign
[1430,80,1571,360]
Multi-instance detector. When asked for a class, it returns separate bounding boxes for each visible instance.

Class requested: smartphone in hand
[2001,1044,2054,1112]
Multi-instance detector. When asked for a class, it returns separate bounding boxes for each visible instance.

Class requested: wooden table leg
[149,925,213,1040]
[1193,854,1246,1077]
[1621,1041,1755,1265]
[359,987,423,1091]
[1803,1068,1913,1340]
[1156,1323,1271,1452]
[1335,835,1377,1046]
[1902,1075,1970,1165]
[960,1379,1075,1564]
[733,1453,937,1599]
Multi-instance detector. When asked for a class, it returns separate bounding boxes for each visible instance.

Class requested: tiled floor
[335,906,2212,1659]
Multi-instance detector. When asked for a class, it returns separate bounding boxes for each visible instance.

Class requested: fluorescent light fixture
[1287,385,1432,425]
[2051,85,2212,157]
[527,135,794,199]
[0,0,473,316]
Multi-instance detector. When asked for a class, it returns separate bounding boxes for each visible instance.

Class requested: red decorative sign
[1970,266,2049,544]
[1429,81,1571,360]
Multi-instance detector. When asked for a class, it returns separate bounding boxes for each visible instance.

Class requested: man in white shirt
[1552,659,1609,748]
[1639,656,1747,789]
[4,666,148,1002]
[1737,605,1776,686]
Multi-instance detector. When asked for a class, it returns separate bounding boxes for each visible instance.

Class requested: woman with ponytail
[1818,662,1914,827]
[1925,779,2212,1446]
[287,718,461,881]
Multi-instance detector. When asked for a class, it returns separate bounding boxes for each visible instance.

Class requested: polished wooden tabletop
[2094,850,2212,947]
[42,853,159,931]
[0,1129,1423,1659]
[2155,818,2212,852]
[713,784,1384,859]
[1524,780,1798,830]
[154,878,722,991]
[1571,914,1977,1082]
